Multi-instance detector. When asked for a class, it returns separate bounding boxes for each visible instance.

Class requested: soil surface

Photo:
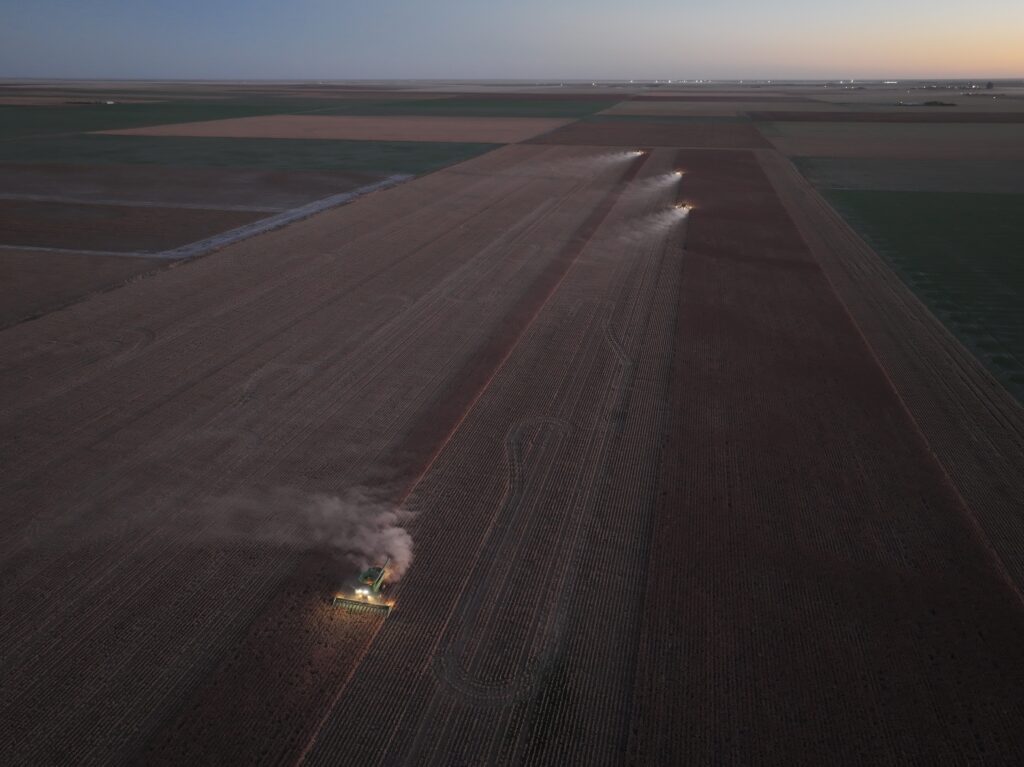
[0,248,158,327]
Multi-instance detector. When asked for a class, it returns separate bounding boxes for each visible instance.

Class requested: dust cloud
[201,488,415,581]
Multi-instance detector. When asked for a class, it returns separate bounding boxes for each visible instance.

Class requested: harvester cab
[333,557,392,615]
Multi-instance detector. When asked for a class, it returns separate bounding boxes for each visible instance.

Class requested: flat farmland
[0,163,389,209]
[0,143,668,765]
[601,100,842,118]
[529,119,770,148]
[762,121,1024,159]
[627,149,1024,764]
[4,80,1024,767]
[102,114,575,143]
[0,249,157,327]
[792,157,1024,193]
[750,110,1024,122]
[0,199,265,252]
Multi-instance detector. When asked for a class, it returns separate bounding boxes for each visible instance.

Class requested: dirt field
[763,122,1024,159]
[623,150,1024,763]
[0,200,265,252]
[102,115,575,143]
[0,249,158,327]
[529,119,771,148]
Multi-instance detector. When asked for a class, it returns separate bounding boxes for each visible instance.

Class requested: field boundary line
[158,174,412,260]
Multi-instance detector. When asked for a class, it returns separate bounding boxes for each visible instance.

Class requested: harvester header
[333,558,393,615]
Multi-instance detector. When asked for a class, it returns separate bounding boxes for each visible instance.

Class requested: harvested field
[5,80,1024,767]
[0,200,265,253]
[0,163,388,210]
[626,149,1024,764]
[759,147,1024,605]
[750,110,1024,122]
[762,122,1024,159]
[0,143,669,765]
[529,119,771,148]
[102,114,575,143]
[0,249,157,327]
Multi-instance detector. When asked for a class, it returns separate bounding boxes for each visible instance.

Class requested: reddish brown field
[0,248,158,327]
[0,200,264,252]
[291,149,1024,765]
[0,144,663,765]
[529,120,771,148]
[758,147,1024,601]
[626,150,1024,763]
[102,115,574,143]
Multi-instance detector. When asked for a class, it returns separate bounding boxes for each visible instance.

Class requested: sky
[1,0,1021,80]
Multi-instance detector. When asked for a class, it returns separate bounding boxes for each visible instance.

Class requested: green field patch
[827,189,1024,400]
[0,134,498,174]
[306,98,620,118]
[795,157,1024,194]
[0,97,471,140]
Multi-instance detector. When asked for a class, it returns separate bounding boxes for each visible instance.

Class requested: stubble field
[3,80,1024,766]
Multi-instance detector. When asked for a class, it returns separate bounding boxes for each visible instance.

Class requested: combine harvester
[333,558,393,616]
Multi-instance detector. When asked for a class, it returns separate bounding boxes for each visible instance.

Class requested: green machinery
[333,557,392,615]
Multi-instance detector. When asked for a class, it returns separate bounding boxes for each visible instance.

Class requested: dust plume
[201,488,415,581]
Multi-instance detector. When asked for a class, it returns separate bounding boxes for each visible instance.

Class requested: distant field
[102,114,573,144]
[0,199,265,253]
[793,157,1024,193]
[0,249,156,327]
[529,119,770,148]
[762,122,1024,159]
[309,97,619,118]
[0,164,385,209]
[826,189,1024,398]
[0,134,498,173]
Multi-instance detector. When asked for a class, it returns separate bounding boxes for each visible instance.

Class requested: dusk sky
[2,0,1021,80]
